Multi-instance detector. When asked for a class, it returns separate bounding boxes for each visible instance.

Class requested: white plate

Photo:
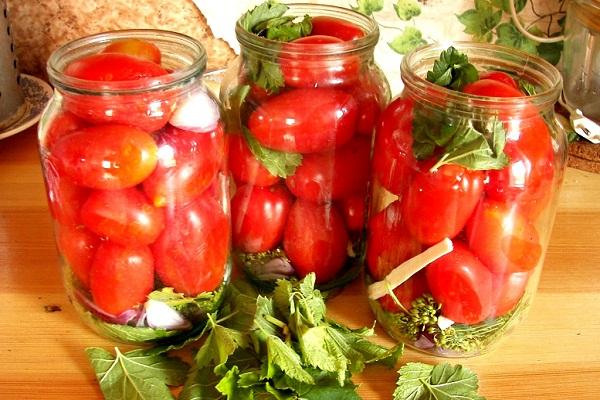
[0,74,53,141]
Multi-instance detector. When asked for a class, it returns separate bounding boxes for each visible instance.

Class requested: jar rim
[235,3,379,57]
[47,29,207,95]
[400,42,563,115]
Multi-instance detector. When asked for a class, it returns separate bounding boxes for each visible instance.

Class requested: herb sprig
[426,46,479,91]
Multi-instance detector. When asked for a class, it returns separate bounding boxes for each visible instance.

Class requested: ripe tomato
[51,124,158,190]
[366,200,422,280]
[228,133,280,187]
[478,71,519,90]
[426,241,493,324]
[491,271,529,317]
[372,97,414,195]
[462,78,524,98]
[466,199,542,274]
[285,136,370,203]
[280,35,360,88]
[309,16,365,41]
[57,225,99,288]
[152,192,229,296]
[102,39,162,64]
[337,194,366,232]
[65,52,167,81]
[283,201,349,284]
[231,184,293,253]
[350,74,385,137]
[401,163,484,245]
[378,271,428,313]
[90,242,154,315]
[248,88,358,153]
[43,158,89,226]
[81,188,165,246]
[143,124,224,207]
[43,111,87,150]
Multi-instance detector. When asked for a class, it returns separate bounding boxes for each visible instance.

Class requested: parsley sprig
[426,46,479,91]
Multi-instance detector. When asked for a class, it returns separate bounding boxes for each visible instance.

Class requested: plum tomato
[466,199,542,274]
[89,242,154,315]
[350,76,384,137]
[462,78,524,98]
[57,225,99,288]
[401,162,484,245]
[152,192,229,296]
[366,200,422,281]
[283,200,349,284]
[42,111,87,150]
[65,52,167,81]
[479,71,519,90]
[285,136,370,203]
[228,133,280,187]
[248,88,358,153]
[491,271,529,317]
[372,98,414,195]
[102,39,162,64]
[143,124,224,207]
[43,158,89,226]
[378,271,428,313]
[51,124,158,190]
[280,35,360,88]
[337,194,366,232]
[231,184,293,253]
[309,16,365,41]
[426,241,493,325]
[81,188,165,246]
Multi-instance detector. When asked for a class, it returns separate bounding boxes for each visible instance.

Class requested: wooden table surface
[1,127,599,399]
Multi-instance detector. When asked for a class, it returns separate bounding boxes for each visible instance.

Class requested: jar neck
[236,3,379,60]
[400,42,562,118]
[47,29,207,95]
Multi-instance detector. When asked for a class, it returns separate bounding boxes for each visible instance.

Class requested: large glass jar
[39,30,231,344]
[366,43,567,357]
[221,3,390,292]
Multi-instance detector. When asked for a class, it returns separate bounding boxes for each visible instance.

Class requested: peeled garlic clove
[144,299,191,330]
[170,89,219,132]
[437,315,455,330]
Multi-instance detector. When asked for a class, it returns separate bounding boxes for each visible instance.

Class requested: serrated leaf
[195,318,248,368]
[264,14,312,42]
[296,274,326,326]
[266,335,314,384]
[388,27,427,55]
[298,325,347,382]
[241,1,289,33]
[247,56,285,93]
[426,47,479,90]
[216,366,254,400]
[178,366,224,400]
[242,127,303,178]
[394,0,421,21]
[272,279,293,319]
[253,295,279,337]
[457,0,502,42]
[351,0,384,15]
[275,368,360,400]
[495,22,538,54]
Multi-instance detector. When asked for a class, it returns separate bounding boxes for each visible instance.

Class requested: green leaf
[216,366,254,400]
[495,22,538,54]
[86,347,189,400]
[246,55,285,94]
[240,1,289,33]
[195,315,248,368]
[500,0,526,13]
[393,363,486,400]
[351,0,384,15]
[393,0,421,21]
[266,335,314,384]
[518,79,537,96]
[178,366,224,400]
[264,15,312,42]
[147,286,224,321]
[536,41,563,65]
[242,127,303,178]
[425,46,479,90]
[457,0,502,42]
[388,27,427,55]
[298,325,347,383]
[275,369,361,400]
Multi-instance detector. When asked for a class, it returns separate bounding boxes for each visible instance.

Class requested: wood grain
[0,128,599,399]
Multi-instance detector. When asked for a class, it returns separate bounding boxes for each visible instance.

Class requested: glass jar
[221,3,390,292]
[39,30,231,344]
[366,43,567,357]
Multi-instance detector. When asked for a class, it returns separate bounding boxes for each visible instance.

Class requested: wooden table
[1,127,599,399]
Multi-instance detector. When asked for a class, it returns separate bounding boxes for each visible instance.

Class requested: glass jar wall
[366,43,567,356]
[221,3,390,292]
[39,30,231,343]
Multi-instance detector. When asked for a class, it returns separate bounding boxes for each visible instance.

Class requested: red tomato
[280,35,360,88]
[310,16,365,41]
[228,133,280,187]
[462,78,524,98]
[143,124,224,207]
[81,188,165,245]
[231,184,293,253]
[285,136,370,203]
[402,163,484,245]
[283,201,349,284]
[491,271,529,317]
[57,225,100,288]
[426,241,493,324]
[43,158,89,226]
[152,192,229,296]
[466,199,542,274]
[51,124,158,190]
[102,39,162,64]
[338,194,366,231]
[479,71,519,90]
[378,271,428,313]
[65,53,167,81]
[366,200,422,280]
[90,242,154,315]
[248,88,358,153]
[43,111,87,150]
[351,75,384,136]
[372,98,414,195]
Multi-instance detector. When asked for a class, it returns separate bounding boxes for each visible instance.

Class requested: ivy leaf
[351,0,384,15]
[495,22,538,54]
[242,126,303,178]
[393,0,421,21]
[393,363,486,400]
[240,1,289,33]
[426,47,479,90]
[499,0,526,13]
[457,0,502,42]
[86,347,189,400]
[388,27,427,55]
[537,41,563,66]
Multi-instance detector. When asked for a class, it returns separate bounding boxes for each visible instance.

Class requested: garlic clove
[169,89,219,133]
[144,299,191,330]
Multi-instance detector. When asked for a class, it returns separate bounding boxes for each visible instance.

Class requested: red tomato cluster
[368,71,555,324]
[231,17,386,285]
[43,39,228,317]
